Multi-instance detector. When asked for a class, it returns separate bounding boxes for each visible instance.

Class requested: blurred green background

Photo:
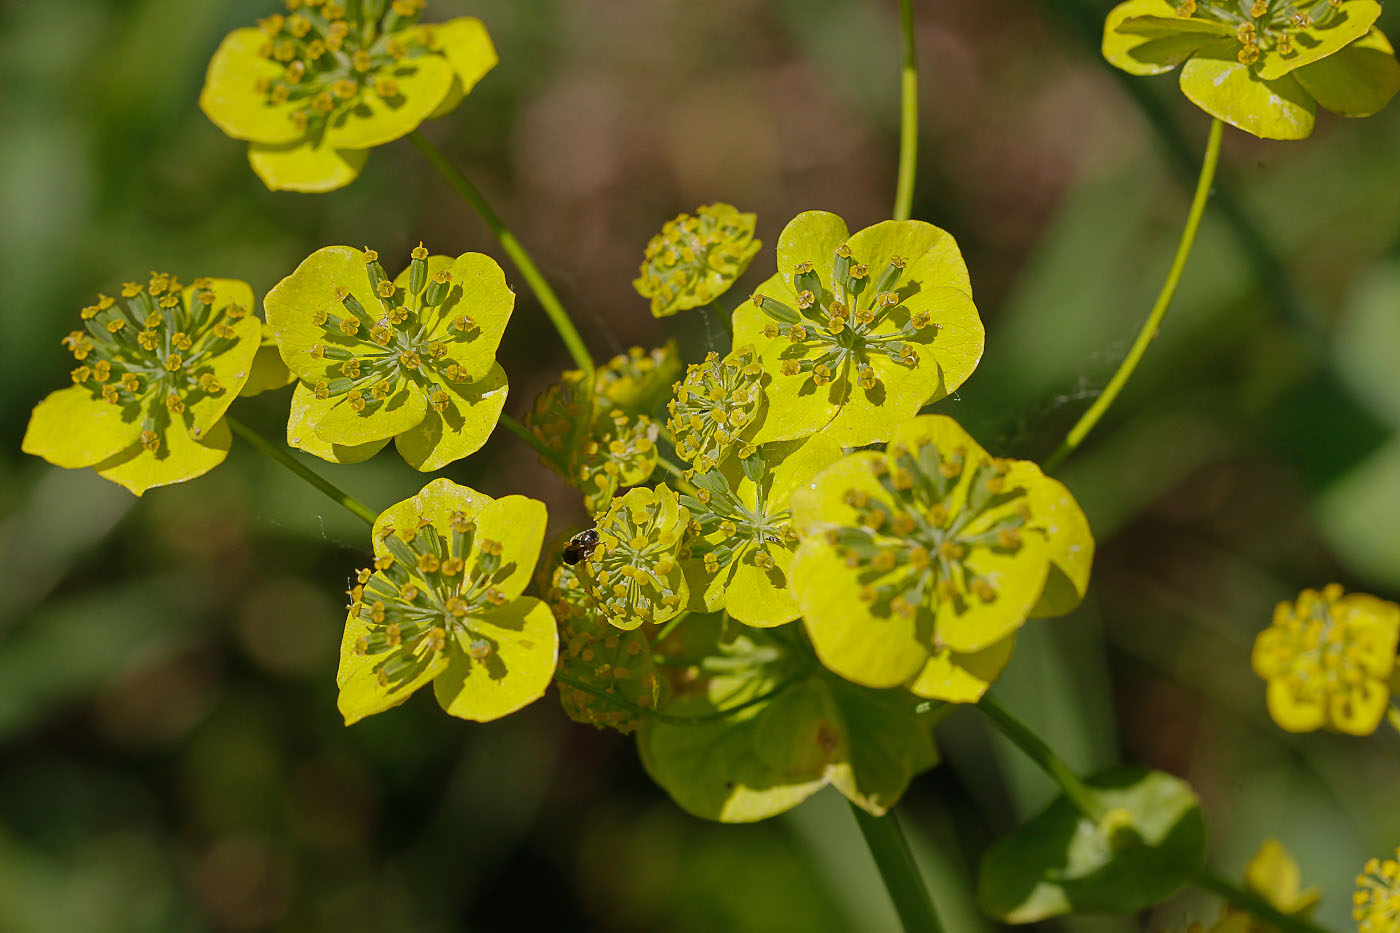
[3,0,1400,930]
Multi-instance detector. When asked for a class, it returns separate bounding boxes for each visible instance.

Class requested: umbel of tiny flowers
[200,0,496,192]
[788,415,1093,703]
[265,244,511,471]
[23,273,261,495]
[1251,583,1399,735]
[577,484,690,630]
[679,435,842,628]
[337,478,558,725]
[526,346,682,512]
[544,554,668,733]
[633,203,762,318]
[1355,847,1400,933]
[1207,839,1320,933]
[734,211,985,448]
[1104,0,1400,140]
[665,346,768,474]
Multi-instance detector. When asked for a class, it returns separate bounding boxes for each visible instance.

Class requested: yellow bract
[1206,839,1319,932]
[201,3,498,192]
[1251,584,1399,735]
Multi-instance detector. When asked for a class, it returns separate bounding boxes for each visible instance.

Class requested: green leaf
[1294,27,1400,118]
[198,28,304,144]
[977,768,1207,923]
[432,597,559,722]
[1178,52,1317,140]
[1102,1,1226,77]
[638,623,941,822]
[248,141,368,193]
[1256,0,1381,81]
[396,362,508,472]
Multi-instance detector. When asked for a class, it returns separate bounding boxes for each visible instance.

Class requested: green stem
[975,693,1105,819]
[849,803,943,933]
[710,303,734,338]
[408,130,595,375]
[893,0,918,221]
[1194,868,1336,933]
[1388,704,1400,735]
[498,412,565,471]
[1043,117,1223,473]
[655,455,698,495]
[226,414,377,526]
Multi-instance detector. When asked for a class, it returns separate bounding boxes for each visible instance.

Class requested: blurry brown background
[3,0,1400,930]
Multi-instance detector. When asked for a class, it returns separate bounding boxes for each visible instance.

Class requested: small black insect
[562,527,600,566]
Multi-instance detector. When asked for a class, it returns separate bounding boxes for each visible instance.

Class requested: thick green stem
[893,0,918,222]
[849,803,943,933]
[226,414,378,526]
[408,130,595,375]
[1195,868,1336,933]
[498,412,565,471]
[975,693,1105,819]
[1043,117,1223,473]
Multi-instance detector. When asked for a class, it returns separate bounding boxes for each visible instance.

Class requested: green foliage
[638,616,942,823]
[977,768,1207,923]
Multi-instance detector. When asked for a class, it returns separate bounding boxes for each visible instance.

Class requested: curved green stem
[893,0,918,221]
[498,412,565,471]
[850,803,944,933]
[407,130,595,375]
[1195,868,1336,933]
[975,693,1105,820]
[226,414,377,526]
[1043,117,1223,473]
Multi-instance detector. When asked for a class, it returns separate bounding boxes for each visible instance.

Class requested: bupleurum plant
[20,0,1400,928]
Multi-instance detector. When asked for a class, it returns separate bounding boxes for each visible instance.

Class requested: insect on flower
[561,527,600,566]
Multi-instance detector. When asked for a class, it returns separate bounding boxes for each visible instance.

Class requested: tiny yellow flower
[634,203,762,317]
[201,2,498,192]
[1354,847,1400,933]
[1251,584,1399,735]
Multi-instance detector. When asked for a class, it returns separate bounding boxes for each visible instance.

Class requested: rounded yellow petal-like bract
[248,142,369,194]
[432,597,559,722]
[1103,1,1228,76]
[199,28,304,145]
[286,382,390,464]
[397,363,508,472]
[94,416,232,497]
[23,386,144,470]
[322,56,454,151]
[1295,28,1400,117]
[423,18,500,119]
[1180,55,1317,140]
[909,635,1017,704]
[1255,0,1380,81]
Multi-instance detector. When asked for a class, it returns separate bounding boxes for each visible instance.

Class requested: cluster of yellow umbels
[666,347,765,473]
[1175,0,1346,64]
[1251,584,1399,735]
[633,203,762,318]
[754,248,925,393]
[253,0,429,132]
[578,485,690,630]
[349,511,508,688]
[1355,848,1400,933]
[833,449,1023,616]
[547,561,667,733]
[526,372,660,513]
[593,343,683,413]
[304,246,469,412]
[65,273,244,450]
